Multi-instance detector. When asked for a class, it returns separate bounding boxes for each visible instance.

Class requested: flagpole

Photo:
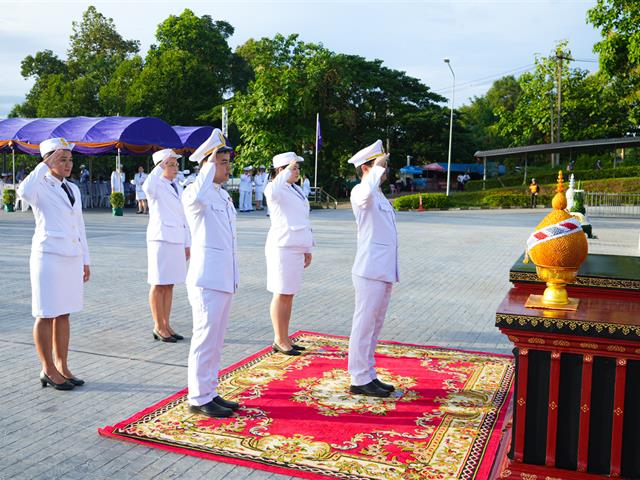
[314,112,319,190]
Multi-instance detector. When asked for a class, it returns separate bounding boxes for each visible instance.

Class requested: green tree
[587,0,640,125]
[459,75,521,151]
[127,9,239,124]
[10,6,139,118]
[230,34,447,190]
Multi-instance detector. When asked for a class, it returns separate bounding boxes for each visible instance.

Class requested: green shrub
[482,193,551,208]
[109,192,125,209]
[393,193,451,211]
[2,188,16,205]
[571,191,586,214]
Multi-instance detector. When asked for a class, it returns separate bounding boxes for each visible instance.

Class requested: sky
[0,0,602,118]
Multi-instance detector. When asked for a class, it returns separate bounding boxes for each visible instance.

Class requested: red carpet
[99,331,513,479]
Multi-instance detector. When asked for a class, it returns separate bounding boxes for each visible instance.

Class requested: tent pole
[12,146,16,189]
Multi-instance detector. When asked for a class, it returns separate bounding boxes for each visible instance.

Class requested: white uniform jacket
[17,162,90,265]
[350,166,399,283]
[254,172,267,189]
[239,174,253,192]
[263,169,314,252]
[142,165,191,247]
[111,171,125,193]
[134,172,147,195]
[182,162,239,293]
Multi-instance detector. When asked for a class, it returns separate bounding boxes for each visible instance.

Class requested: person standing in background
[254,165,267,210]
[134,166,148,214]
[239,166,254,212]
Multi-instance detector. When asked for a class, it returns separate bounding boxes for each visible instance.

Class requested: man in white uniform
[254,165,267,210]
[134,166,148,214]
[347,139,399,398]
[110,166,125,194]
[238,166,254,212]
[182,128,239,418]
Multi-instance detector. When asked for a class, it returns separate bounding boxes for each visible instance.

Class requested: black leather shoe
[291,344,306,351]
[153,329,177,343]
[40,373,75,391]
[350,381,390,398]
[272,343,301,356]
[64,376,85,387]
[372,378,395,392]
[189,400,233,418]
[171,333,184,341]
[213,395,240,411]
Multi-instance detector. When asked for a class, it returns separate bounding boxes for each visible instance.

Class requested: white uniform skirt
[147,240,187,285]
[255,187,265,202]
[266,246,306,295]
[30,251,83,318]
[135,189,147,201]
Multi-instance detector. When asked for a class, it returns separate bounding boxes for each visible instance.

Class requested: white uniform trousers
[187,285,233,406]
[348,274,393,386]
[239,190,253,211]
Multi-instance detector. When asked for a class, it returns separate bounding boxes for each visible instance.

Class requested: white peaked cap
[259,165,266,169]
[272,152,304,168]
[347,139,385,168]
[189,128,232,163]
[152,148,181,166]
[243,166,252,171]
[40,137,75,158]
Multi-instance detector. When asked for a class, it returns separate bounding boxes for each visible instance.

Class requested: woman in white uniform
[239,166,254,212]
[17,138,91,390]
[143,149,191,343]
[264,152,314,356]
[134,165,148,214]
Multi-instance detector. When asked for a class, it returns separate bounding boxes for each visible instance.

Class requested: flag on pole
[315,114,322,151]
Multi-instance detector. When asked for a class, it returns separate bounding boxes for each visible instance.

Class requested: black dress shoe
[213,395,240,411]
[372,378,395,392]
[153,329,177,343]
[171,333,184,341]
[291,344,306,351]
[40,373,75,391]
[349,381,390,398]
[189,400,233,418]
[64,376,85,387]
[272,343,301,356]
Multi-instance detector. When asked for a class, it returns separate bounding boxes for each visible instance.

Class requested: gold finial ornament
[524,170,588,311]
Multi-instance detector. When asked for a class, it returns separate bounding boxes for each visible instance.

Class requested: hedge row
[465,166,640,191]
[481,193,551,208]
[393,193,451,211]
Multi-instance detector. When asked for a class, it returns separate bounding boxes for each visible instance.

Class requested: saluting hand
[304,253,312,268]
[83,265,91,283]
[374,153,389,169]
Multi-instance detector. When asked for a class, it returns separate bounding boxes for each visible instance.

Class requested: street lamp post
[444,58,455,196]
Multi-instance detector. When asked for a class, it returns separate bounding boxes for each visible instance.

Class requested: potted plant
[3,188,16,212]
[110,192,125,216]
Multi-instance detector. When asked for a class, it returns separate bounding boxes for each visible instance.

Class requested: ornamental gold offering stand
[491,254,640,479]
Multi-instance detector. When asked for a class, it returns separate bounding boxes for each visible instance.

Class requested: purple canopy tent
[173,126,214,152]
[0,118,32,185]
[8,116,182,156]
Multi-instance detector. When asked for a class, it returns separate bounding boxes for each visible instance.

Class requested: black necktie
[61,182,75,206]
[170,182,179,196]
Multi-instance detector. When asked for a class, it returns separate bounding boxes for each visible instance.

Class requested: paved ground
[0,206,638,480]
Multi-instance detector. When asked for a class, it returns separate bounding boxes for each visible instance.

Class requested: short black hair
[356,159,375,178]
